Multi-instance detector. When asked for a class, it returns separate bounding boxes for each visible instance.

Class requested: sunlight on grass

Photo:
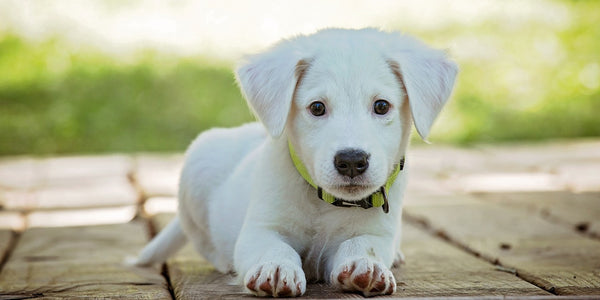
[0,0,598,155]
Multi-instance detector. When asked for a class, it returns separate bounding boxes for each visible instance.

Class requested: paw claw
[259,280,272,294]
[246,273,258,292]
[244,262,306,297]
[331,258,396,296]
[353,271,371,289]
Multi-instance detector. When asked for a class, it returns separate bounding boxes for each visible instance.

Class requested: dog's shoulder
[186,122,266,154]
[181,122,267,186]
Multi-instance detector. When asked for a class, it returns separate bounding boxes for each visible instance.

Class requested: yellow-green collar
[288,141,404,213]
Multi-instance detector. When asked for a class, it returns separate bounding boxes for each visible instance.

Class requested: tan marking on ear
[294,59,311,92]
[291,59,312,103]
[295,59,311,79]
[287,59,311,131]
[387,60,408,102]
[388,60,414,146]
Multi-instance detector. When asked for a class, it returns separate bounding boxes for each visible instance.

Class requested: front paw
[393,250,406,267]
[331,257,396,297]
[244,261,306,297]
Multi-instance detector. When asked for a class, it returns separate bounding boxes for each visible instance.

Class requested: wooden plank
[144,196,177,216]
[0,211,25,231]
[0,155,137,213]
[152,213,548,298]
[0,177,138,211]
[0,157,39,189]
[0,155,133,190]
[0,221,171,299]
[396,222,548,297]
[0,229,13,266]
[134,154,183,198]
[26,206,137,228]
[555,161,600,193]
[476,140,600,193]
[405,200,600,295]
[37,155,134,187]
[474,191,600,238]
[454,172,563,194]
[476,139,600,173]
[408,140,600,197]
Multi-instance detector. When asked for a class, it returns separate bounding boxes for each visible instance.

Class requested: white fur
[135,28,457,297]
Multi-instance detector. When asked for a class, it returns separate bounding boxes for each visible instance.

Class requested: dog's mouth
[340,184,369,193]
[327,183,379,200]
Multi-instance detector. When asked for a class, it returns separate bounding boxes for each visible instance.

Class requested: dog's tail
[133,216,187,266]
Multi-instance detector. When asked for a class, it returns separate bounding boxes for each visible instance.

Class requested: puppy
[135,28,457,297]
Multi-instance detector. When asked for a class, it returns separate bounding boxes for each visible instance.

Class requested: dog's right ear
[236,42,309,138]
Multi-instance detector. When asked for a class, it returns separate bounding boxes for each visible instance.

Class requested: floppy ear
[387,38,458,140]
[235,42,308,138]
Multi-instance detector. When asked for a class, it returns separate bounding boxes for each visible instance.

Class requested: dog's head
[236,28,457,201]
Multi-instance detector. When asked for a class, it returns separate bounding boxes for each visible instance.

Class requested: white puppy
[135,28,457,297]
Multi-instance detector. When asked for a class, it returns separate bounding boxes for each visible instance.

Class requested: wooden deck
[0,139,599,299]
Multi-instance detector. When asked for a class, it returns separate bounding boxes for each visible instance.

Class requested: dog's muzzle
[288,141,404,213]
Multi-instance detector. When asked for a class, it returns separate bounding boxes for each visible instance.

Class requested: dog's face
[236,28,457,200]
[287,50,410,200]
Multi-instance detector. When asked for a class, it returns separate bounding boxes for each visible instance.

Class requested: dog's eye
[373,99,390,115]
[309,101,326,116]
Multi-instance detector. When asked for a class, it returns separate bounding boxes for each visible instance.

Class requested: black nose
[334,149,370,178]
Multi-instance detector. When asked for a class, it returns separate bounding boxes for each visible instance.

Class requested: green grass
[1,1,599,155]
[417,0,600,144]
[0,36,253,155]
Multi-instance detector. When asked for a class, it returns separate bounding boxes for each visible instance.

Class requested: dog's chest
[298,208,369,281]
[301,226,340,281]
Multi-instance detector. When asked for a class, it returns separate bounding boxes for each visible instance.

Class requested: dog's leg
[235,229,306,297]
[328,235,396,297]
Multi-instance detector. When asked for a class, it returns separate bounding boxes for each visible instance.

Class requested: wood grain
[0,221,171,299]
[134,154,183,198]
[405,200,600,295]
[396,222,548,297]
[0,155,133,190]
[152,213,548,299]
[0,229,13,266]
[0,177,138,211]
[0,211,25,231]
[474,191,600,238]
[0,155,136,213]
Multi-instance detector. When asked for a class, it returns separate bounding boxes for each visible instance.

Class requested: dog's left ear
[387,37,458,140]
[236,42,309,138]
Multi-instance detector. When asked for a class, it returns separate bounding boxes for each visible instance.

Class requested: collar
[288,141,404,213]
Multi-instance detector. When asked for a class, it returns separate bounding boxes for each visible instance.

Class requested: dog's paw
[244,261,306,297]
[393,250,406,267]
[331,257,396,297]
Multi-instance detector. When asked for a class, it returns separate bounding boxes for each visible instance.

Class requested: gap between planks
[403,197,600,296]
[143,212,176,300]
[131,156,178,299]
[0,230,20,274]
[126,164,149,220]
[402,212,558,296]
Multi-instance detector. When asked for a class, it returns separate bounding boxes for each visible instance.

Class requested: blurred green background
[0,1,598,156]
